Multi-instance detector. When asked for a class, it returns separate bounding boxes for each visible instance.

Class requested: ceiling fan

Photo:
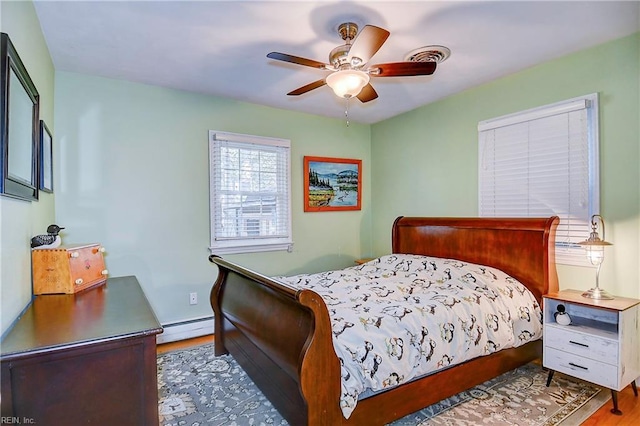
[267,22,442,103]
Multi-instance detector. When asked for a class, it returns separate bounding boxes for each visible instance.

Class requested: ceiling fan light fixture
[326,69,370,98]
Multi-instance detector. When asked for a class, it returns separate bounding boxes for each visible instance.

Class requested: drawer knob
[93,246,106,254]
[70,252,80,258]
[75,278,84,285]
[101,269,109,276]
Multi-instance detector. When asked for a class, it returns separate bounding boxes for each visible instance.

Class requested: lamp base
[582,287,615,300]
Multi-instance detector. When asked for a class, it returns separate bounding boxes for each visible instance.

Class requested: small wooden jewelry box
[32,243,109,294]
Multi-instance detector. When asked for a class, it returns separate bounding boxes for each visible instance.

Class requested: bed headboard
[392,216,559,303]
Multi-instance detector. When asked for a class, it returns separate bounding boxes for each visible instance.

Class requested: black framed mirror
[1,32,40,201]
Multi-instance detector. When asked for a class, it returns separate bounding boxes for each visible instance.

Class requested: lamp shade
[577,215,612,266]
[326,69,370,99]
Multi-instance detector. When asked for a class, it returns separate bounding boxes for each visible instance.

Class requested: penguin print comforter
[276,254,543,419]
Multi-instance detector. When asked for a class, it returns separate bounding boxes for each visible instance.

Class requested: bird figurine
[554,304,572,326]
[31,224,65,249]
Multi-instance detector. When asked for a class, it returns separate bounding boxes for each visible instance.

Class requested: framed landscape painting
[303,156,361,212]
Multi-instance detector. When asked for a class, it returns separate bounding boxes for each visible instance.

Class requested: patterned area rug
[157,343,608,426]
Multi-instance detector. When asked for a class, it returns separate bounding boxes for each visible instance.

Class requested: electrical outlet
[189,292,198,305]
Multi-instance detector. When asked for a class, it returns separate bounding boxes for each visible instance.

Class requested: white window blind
[478,94,599,266]
[209,131,292,255]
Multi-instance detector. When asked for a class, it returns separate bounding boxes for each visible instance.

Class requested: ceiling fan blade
[347,25,390,65]
[287,79,327,96]
[267,52,328,69]
[356,83,378,103]
[371,61,437,77]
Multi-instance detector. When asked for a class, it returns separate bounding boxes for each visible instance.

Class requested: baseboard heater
[156,316,214,344]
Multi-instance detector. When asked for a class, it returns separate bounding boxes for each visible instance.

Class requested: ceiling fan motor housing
[330,22,360,68]
[329,45,351,68]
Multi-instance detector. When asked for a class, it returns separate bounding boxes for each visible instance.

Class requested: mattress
[277,254,543,418]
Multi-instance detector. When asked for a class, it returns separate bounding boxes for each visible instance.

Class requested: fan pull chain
[345,97,350,127]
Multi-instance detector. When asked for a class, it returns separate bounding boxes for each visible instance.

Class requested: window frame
[208,130,293,255]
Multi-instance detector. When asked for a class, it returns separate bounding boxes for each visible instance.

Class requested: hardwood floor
[157,335,640,424]
[581,385,639,426]
[157,334,214,354]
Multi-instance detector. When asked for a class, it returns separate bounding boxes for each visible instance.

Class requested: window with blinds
[478,94,599,266]
[209,131,292,255]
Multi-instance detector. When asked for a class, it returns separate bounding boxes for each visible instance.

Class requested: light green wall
[54,72,371,324]
[0,1,55,335]
[1,2,637,333]
[371,33,640,298]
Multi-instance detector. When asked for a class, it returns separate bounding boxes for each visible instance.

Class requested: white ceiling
[33,1,639,124]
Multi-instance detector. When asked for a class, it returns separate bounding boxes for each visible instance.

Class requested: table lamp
[578,214,614,300]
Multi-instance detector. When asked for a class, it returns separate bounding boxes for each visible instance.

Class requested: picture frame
[39,120,53,192]
[303,156,361,212]
[0,32,40,201]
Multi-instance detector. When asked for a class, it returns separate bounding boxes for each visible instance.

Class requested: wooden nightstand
[543,290,640,414]
[354,258,374,265]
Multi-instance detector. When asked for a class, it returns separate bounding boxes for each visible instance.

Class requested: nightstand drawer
[544,325,617,364]
[544,347,618,389]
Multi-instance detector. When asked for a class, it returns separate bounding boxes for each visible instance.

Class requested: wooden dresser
[0,276,163,425]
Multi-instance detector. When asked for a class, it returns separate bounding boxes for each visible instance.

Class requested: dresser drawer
[544,347,618,389]
[544,325,617,365]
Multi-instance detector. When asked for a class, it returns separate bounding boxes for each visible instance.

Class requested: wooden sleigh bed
[209,216,559,425]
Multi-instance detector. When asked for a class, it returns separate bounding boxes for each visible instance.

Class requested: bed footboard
[209,255,343,425]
